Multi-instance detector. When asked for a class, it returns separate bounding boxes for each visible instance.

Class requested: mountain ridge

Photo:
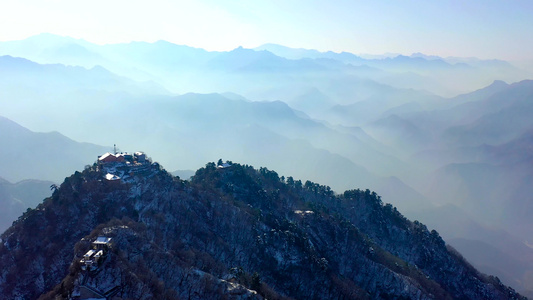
[0,156,524,299]
[3,33,530,97]
[1,33,533,295]
[0,115,108,182]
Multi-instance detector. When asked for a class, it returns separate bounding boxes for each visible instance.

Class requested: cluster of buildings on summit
[97,150,153,182]
[98,151,147,165]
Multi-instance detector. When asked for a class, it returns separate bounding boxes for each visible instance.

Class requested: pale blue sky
[1,0,532,60]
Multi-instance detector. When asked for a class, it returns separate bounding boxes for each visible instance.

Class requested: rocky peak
[0,157,524,299]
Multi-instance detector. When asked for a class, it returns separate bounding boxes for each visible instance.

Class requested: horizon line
[0,32,520,63]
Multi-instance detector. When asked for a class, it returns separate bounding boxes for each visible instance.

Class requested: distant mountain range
[255,43,531,95]
[1,33,533,295]
[407,203,533,296]
[1,33,530,98]
[0,177,52,234]
[0,115,108,183]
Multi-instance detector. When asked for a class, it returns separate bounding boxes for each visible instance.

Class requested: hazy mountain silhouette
[366,114,433,155]
[0,116,108,182]
[0,55,167,95]
[0,177,52,234]
[2,33,533,295]
[5,34,529,98]
[445,80,533,126]
[0,33,99,65]
[442,81,533,146]
[325,85,439,127]
[256,43,366,64]
[407,204,533,295]
[256,43,531,96]
[170,169,195,180]
[0,60,423,212]
[384,79,533,158]
[441,80,510,108]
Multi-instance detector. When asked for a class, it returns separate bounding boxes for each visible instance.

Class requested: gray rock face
[0,161,524,299]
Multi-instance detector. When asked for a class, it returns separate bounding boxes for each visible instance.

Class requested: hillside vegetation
[0,159,522,299]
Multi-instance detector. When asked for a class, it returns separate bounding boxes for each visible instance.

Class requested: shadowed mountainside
[0,160,523,299]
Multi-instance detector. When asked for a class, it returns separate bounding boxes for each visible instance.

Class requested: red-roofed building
[98,153,125,164]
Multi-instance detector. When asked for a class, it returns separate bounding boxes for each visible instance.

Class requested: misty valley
[1,34,533,299]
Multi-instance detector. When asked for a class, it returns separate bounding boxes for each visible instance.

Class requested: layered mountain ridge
[1,33,533,296]
[0,115,108,183]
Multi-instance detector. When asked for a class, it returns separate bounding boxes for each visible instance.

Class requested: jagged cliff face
[0,161,524,299]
